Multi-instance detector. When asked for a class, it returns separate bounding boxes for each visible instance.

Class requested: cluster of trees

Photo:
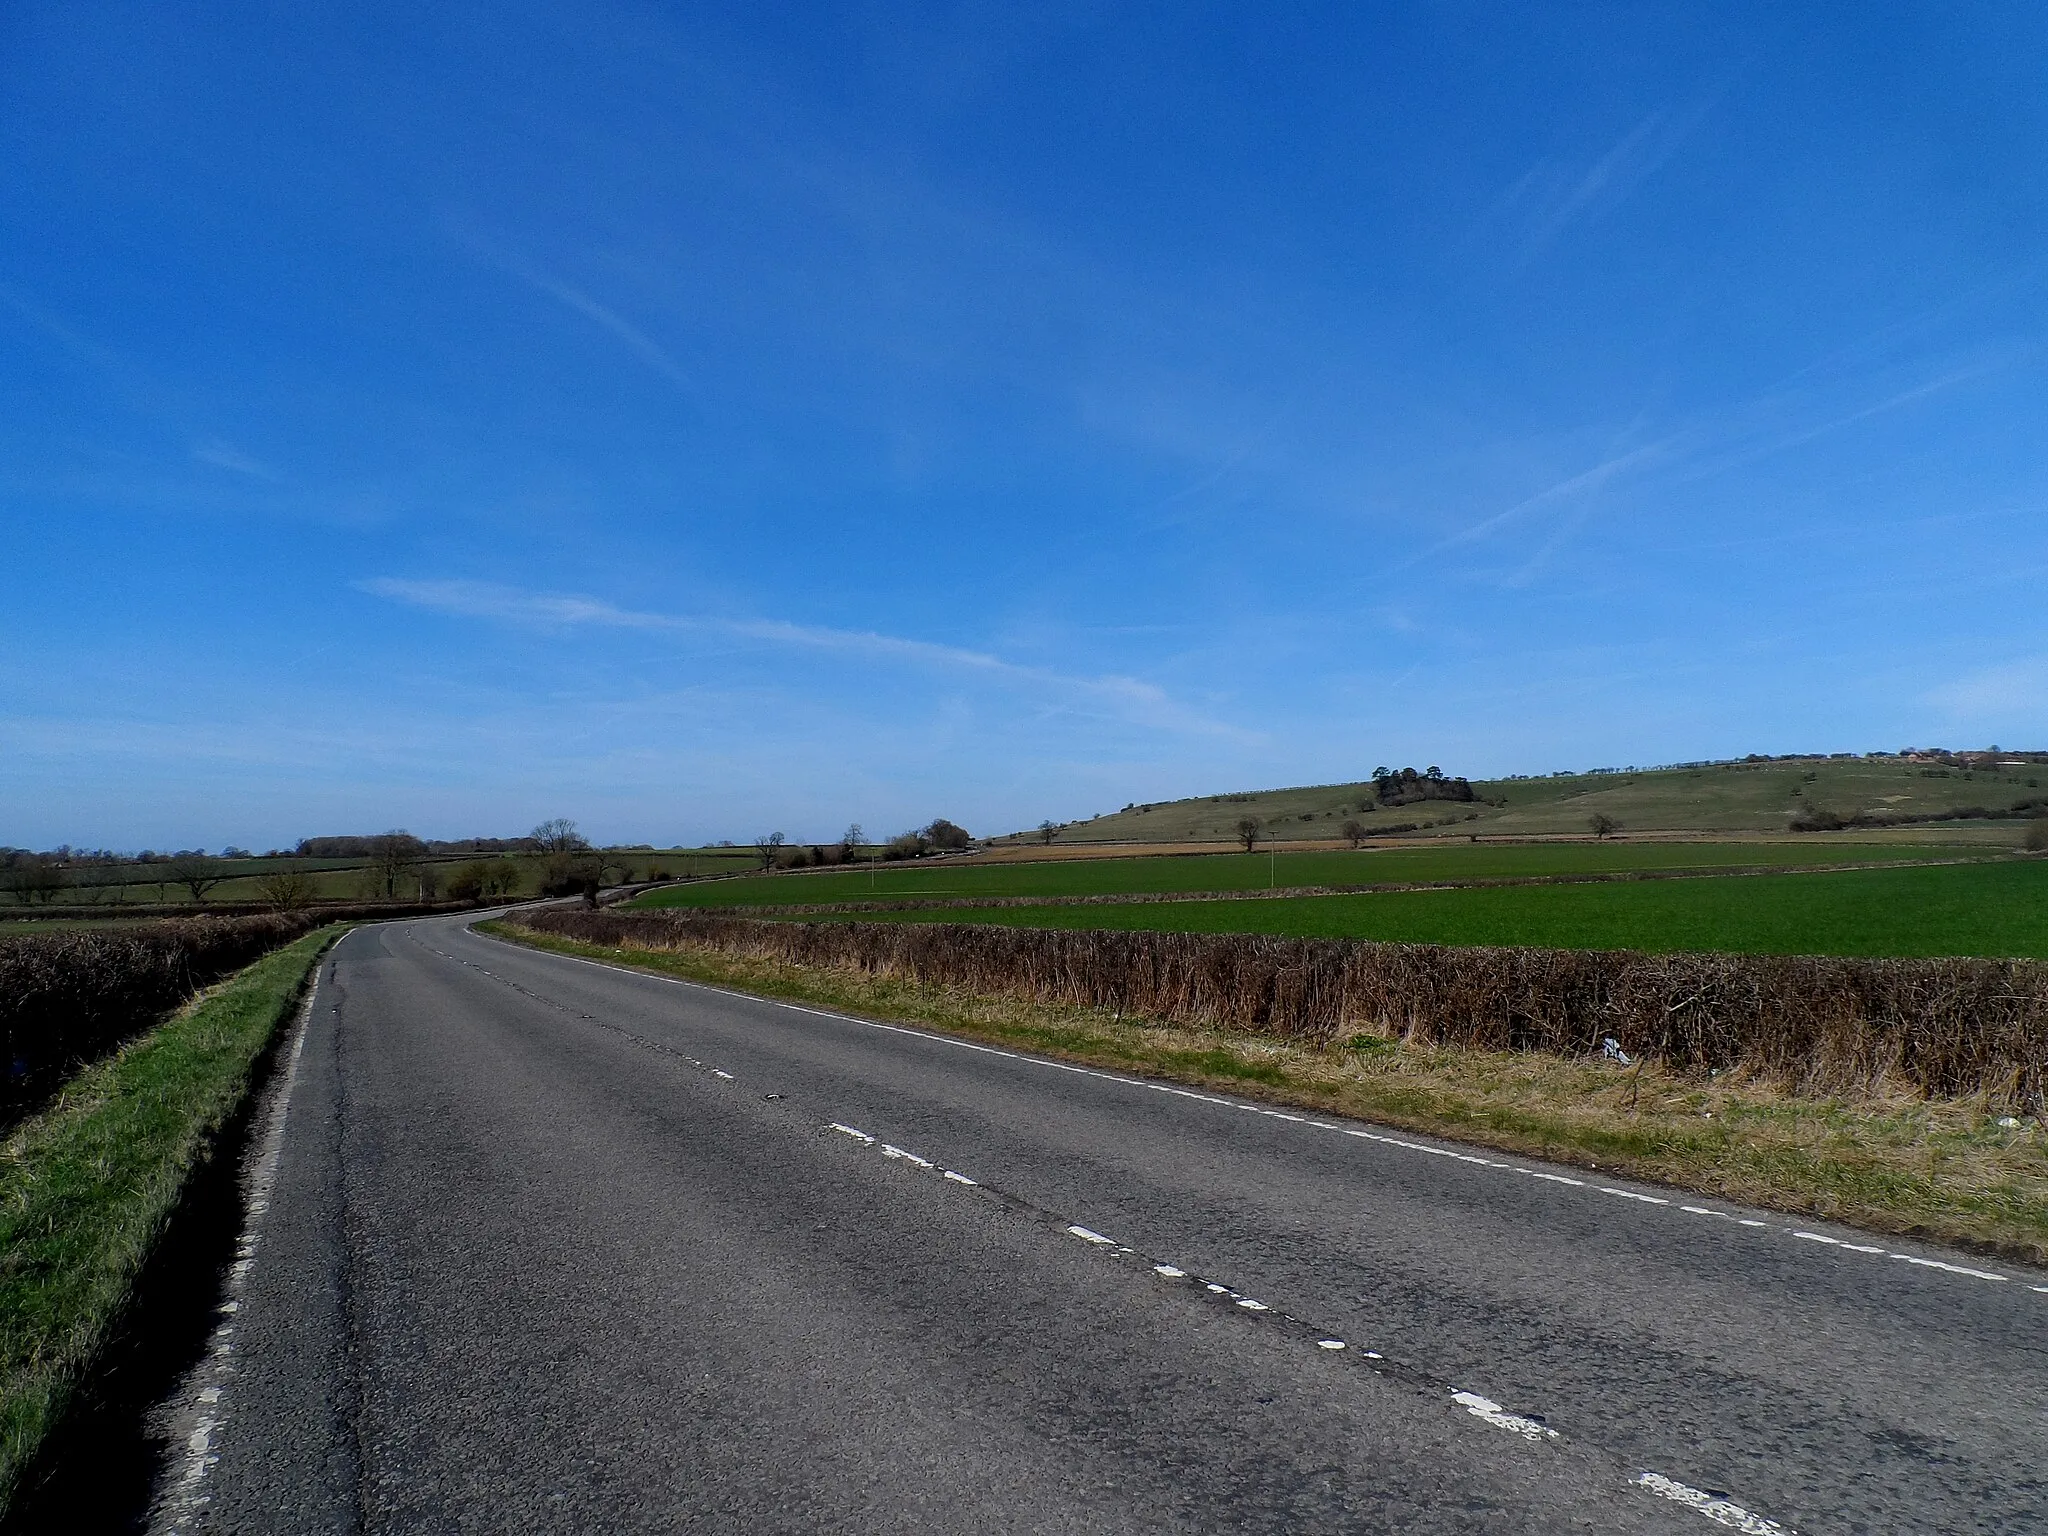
[749,819,975,870]
[1370,766,1478,806]
[0,853,68,904]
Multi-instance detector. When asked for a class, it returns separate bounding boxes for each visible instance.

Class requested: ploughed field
[625,840,2045,960]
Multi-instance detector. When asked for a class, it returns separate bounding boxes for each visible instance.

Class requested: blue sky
[4,2,2045,849]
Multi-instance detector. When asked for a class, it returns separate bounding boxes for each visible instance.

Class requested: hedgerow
[518,909,2048,1108]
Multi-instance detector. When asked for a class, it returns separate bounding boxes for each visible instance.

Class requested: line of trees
[746,819,977,870]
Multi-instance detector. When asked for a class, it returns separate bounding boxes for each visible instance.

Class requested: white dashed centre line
[1636,1472,1791,1533]
[479,931,2047,1304]
[1451,1390,1558,1442]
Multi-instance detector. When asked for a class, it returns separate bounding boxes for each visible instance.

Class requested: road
[152,912,2047,1533]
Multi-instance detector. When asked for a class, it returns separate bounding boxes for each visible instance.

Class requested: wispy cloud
[1498,102,1711,252]
[1923,656,2048,720]
[193,440,281,480]
[358,578,1253,740]
[455,234,695,391]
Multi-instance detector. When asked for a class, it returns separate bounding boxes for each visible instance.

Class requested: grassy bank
[484,922,2048,1264]
[0,926,338,1511]
[820,857,2048,960]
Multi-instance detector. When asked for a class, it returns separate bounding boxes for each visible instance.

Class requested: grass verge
[0,925,338,1511]
[484,920,2048,1266]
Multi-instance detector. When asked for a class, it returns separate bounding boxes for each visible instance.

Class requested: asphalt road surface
[150,913,2048,1533]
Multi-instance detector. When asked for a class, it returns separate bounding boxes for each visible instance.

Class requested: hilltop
[1003,750,2048,846]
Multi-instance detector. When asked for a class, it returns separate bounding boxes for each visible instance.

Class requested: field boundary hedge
[518,909,2048,1107]
[0,904,444,1124]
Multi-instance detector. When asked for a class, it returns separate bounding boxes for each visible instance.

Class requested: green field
[816,858,2048,960]
[629,838,1995,911]
[1032,753,2048,844]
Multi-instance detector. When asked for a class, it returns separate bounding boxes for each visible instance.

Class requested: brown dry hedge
[519,909,2048,1107]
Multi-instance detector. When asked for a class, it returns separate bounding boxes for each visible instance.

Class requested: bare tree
[838,824,864,864]
[531,818,590,854]
[753,831,786,871]
[1588,812,1621,839]
[366,832,428,899]
[167,852,227,901]
[1340,819,1368,849]
[1037,820,1060,846]
[2,856,67,905]
[256,865,317,912]
[1235,815,1263,852]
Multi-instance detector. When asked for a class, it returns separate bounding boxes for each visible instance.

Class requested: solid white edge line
[157,928,343,1529]
[470,928,2048,1298]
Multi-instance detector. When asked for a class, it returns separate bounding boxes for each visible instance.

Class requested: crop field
[629,838,1995,911]
[820,857,2048,961]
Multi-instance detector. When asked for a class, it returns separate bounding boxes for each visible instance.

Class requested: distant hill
[1007,751,2048,846]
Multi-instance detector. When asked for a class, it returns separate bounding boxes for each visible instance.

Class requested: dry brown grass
[486,921,2048,1263]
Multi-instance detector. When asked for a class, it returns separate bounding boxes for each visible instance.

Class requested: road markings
[1451,1391,1557,1442]
[1636,1472,1790,1533]
[466,929,2046,1302]
[153,932,345,1532]
[450,928,1806,1533]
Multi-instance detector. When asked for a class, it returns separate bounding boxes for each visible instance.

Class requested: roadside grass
[628,838,1993,913]
[819,857,2048,961]
[0,926,338,1511]
[484,922,2048,1264]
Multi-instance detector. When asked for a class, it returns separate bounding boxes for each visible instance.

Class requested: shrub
[255,867,317,912]
[2027,818,2048,853]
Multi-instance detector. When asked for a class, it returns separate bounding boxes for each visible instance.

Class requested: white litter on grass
[1635,1472,1791,1533]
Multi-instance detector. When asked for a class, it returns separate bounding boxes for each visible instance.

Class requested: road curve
[152,913,2048,1533]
